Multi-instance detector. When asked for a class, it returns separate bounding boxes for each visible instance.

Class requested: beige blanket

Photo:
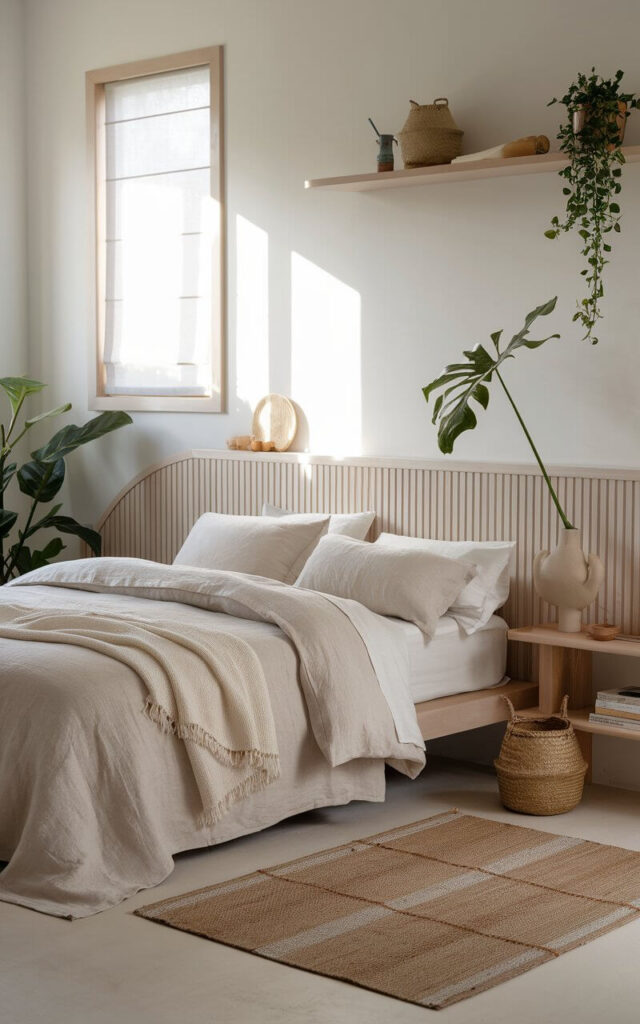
[0,559,425,918]
[0,604,279,828]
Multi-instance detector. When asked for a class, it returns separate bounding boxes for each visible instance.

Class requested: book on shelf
[594,704,640,722]
[589,712,640,732]
[596,687,640,708]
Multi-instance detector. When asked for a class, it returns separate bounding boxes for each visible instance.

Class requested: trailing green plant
[422,297,573,529]
[0,376,132,583]
[545,68,637,345]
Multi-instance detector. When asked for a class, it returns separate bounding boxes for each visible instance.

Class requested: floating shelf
[305,145,640,192]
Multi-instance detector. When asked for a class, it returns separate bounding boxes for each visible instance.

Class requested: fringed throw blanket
[0,558,424,918]
[0,605,280,827]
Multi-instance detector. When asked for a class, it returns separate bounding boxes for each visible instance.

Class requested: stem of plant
[495,370,574,530]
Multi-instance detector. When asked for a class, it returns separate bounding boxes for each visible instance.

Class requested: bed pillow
[294,534,474,639]
[262,502,376,541]
[174,512,330,584]
[376,534,515,634]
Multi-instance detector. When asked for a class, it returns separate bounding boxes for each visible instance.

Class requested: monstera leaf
[423,298,559,454]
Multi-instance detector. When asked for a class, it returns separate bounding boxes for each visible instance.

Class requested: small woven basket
[495,696,587,816]
[398,98,464,168]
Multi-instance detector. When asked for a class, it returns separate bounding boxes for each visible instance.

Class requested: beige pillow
[262,502,375,541]
[174,512,330,584]
[376,534,515,634]
[295,534,475,638]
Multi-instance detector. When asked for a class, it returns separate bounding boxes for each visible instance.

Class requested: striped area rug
[136,810,640,1009]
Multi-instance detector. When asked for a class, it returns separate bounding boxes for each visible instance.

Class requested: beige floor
[3,760,640,1024]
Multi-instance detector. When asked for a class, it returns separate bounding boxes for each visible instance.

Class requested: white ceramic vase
[533,527,604,632]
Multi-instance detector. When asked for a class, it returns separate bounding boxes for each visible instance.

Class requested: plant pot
[533,527,604,632]
[572,100,627,148]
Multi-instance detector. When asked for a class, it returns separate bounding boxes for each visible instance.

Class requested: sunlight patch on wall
[291,252,361,456]
[235,214,269,409]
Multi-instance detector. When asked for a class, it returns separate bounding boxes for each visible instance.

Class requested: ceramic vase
[533,527,604,633]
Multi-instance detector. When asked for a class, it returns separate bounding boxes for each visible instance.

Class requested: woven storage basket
[398,98,464,167]
[495,696,587,816]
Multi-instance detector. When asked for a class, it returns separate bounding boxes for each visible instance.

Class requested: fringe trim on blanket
[143,699,280,826]
[197,769,280,828]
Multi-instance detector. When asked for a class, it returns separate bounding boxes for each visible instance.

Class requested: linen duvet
[0,558,425,918]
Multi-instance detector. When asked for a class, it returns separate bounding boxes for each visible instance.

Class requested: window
[86,47,224,411]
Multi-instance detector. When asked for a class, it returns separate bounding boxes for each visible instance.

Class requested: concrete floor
[3,759,640,1024]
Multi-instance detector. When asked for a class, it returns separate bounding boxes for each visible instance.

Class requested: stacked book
[589,688,640,731]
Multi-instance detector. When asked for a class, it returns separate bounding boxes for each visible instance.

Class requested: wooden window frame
[86,46,225,413]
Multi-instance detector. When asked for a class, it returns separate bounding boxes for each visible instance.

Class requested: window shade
[103,66,213,396]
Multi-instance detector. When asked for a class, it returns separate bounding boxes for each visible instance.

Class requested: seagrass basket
[398,98,464,167]
[495,696,587,816]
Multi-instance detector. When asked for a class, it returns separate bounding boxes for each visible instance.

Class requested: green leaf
[1,462,17,493]
[0,376,46,415]
[42,515,102,555]
[17,459,65,503]
[422,298,560,455]
[472,383,490,409]
[24,403,72,429]
[544,229,559,239]
[32,411,133,463]
[8,537,66,575]
[0,508,18,540]
[609,202,620,213]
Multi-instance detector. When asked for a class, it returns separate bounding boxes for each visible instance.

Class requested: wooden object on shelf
[304,144,640,191]
[589,623,621,641]
[226,435,252,451]
[508,623,640,784]
[252,394,297,452]
[452,135,549,164]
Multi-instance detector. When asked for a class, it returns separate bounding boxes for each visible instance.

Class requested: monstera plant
[422,297,572,530]
[0,376,132,583]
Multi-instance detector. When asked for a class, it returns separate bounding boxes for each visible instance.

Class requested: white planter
[533,527,604,632]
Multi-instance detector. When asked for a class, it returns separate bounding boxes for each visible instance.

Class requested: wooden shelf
[568,708,640,741]
[508,624,640,658]
[523,705,640,740]
[305,145,640,192]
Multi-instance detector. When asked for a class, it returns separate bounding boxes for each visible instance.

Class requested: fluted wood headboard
[97,449,640,679]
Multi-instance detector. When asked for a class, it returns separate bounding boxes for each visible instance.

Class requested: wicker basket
[495,696,587,816]
[398,98,464,168]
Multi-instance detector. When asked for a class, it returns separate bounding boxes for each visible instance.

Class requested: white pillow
[294,534,474,639]
[262,502,375,541]
[376,534,515,634]
[174,512,330,584]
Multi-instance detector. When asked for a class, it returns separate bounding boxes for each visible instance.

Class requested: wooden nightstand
[508,624,640,783]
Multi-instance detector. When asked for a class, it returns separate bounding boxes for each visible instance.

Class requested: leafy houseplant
[423,297,572,526]
[545,69,637,345]
[422,298,605,632]
[0,376,132,583]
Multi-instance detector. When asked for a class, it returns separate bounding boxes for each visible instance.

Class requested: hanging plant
[545,69,637,345]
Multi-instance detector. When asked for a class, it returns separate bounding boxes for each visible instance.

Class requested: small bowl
[589,623,621,642]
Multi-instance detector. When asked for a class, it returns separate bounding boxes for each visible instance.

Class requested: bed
[0,450,539,919]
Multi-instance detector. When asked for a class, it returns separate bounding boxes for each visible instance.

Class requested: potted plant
[0,376,132,582]
[545,69,637,345]
[422,298,603,631]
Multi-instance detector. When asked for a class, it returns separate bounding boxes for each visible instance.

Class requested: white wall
[0,0,27,372]
[18,0,640,786]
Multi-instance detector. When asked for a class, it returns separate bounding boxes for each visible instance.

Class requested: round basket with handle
[398,98,464,168]
[495,695,587,815]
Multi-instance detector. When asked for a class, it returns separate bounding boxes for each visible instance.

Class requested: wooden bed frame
[94,449,640,742]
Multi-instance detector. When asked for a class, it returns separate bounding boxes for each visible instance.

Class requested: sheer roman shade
[87,48,224,412]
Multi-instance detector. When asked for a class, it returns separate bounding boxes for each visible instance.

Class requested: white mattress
[389,614,508,704]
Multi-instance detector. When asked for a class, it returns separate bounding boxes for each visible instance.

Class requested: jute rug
[135,809,640,1009]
